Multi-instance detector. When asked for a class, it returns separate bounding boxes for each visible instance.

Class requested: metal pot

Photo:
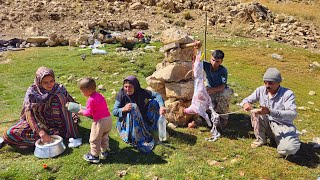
[34,135,66,158]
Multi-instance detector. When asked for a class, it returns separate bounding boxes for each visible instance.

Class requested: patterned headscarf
[22,67,58,106]
[34,66,56,94]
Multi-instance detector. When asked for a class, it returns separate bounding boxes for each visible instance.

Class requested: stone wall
[146,27,197,126]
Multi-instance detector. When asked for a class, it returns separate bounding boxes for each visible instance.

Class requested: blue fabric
[116,100,160,153]
[115,76,164,119]
[203,61,228,88]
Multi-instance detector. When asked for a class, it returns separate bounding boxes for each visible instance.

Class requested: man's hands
[256,106,270,115]
[194,40,202,49]
[243,102,253,111]
[243,103,270,115]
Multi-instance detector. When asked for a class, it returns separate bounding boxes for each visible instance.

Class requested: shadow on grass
[96,137,168,165]
[75,124,168,165]
[166,127,197,145]
[97,126,197,165]
[59,124,92,157]
[217,113,255,140]
[224,114,320,168]
[286,142,320,168]
[4,145,35,156]
[104,146,167,165]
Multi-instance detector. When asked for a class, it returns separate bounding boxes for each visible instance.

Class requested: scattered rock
[271,53,283,60]
[152,176,159,180]
[308,91,316,96]
[207,160,220,166]
[297,106,307,110]
[98,84,106,91]
[111,89,117,95]
[117,170,127,177]
[26,36,49,43]
[230,158,240,164]
[312,137,320,148]
[297,129,308,135]
[167,122,177,129]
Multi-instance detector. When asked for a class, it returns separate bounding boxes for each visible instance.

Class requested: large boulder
[164,46,194,62]
[165,99,195,126]
[131,21,149,30]
[160,27,194,44]
[150,61,193,82]
[165,81,194,100]
[146,76,165,92]
[26,36,49,43]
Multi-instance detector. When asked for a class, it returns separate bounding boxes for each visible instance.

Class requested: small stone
[271,53,283,60]
[308,101,315,105]
[117,170,127,177]
[230,159,239,164]
[302,129,308,134]
[167,123,177,129]
[208,160,219,166]
[98,84,106,91]
[67,75,75,82]
[297,106,307,110]
[111,89,117,95]
[309,91,316,96]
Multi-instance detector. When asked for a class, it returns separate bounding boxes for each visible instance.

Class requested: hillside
[0,0,320,53]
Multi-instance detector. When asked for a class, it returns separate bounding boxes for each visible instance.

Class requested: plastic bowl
[34,135,66,158]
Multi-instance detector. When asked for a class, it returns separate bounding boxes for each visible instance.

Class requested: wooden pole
[204,11,207,60]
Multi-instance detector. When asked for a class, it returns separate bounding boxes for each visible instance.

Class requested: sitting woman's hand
[39,130,51,143]
[122,103,132,112]
[159,106,166,115]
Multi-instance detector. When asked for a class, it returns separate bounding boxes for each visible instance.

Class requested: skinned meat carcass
[184,50,220,141]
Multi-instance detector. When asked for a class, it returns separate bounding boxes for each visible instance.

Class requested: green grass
[0,37,320,179]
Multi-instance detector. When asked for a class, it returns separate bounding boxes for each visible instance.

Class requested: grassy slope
[0,37,319,179]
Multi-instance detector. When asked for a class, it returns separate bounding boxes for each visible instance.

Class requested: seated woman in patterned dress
[3,66,81,149]
[112,75,166,153]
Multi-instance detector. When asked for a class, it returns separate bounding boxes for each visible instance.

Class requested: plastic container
[158,115,167,141]
[91,49,107,55]
[67,102,86,113]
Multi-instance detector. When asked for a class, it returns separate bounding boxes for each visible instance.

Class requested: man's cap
[263,68,282,82]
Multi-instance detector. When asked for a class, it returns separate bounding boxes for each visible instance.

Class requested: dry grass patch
[242,0,320,27]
